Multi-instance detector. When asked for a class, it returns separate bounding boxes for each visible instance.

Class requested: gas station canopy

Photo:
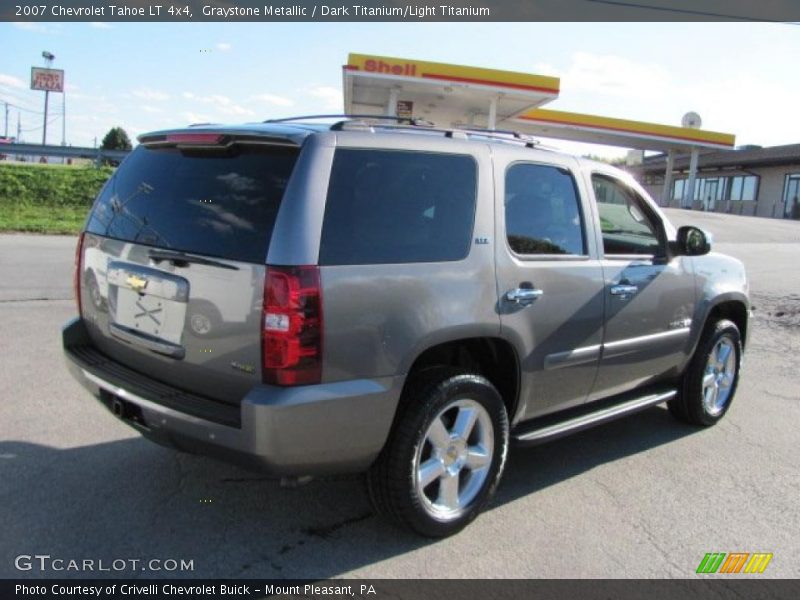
[513,108,735,152]
[344,53,559,130]
[342,53,735,153]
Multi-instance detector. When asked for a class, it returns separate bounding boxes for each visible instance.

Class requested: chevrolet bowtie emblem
[126,274,148,292]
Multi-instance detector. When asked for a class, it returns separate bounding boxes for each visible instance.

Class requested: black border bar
[4,579,800,600]
[3,0,800,22]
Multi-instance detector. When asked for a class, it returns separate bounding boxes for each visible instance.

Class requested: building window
[672,179,685,200]
[728,175,759,201]
[784,174,800,219]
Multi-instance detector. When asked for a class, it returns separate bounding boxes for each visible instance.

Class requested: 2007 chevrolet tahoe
[63,117,749,537]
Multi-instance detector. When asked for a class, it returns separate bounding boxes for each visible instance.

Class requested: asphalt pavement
[0,209,798,578]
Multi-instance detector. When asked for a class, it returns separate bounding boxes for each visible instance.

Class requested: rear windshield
[86,144,298,264]
[320,149,477,265]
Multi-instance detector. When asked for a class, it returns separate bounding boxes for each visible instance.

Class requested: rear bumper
[62,317,403,475]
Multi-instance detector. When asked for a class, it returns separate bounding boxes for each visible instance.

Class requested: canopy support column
[662,149,675,207]
[488,97,498,130]
[386,88,399,117]
[683,147,700,209]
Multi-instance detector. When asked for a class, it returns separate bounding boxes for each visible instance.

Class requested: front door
[589,173,696,401]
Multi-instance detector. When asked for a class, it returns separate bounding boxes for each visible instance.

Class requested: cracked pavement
[0,210,798,579]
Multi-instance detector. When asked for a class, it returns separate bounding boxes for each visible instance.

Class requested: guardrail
[0,142,130,163]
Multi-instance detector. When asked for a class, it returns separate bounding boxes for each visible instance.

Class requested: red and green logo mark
[697,552,773,574]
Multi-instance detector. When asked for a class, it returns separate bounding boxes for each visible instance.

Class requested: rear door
[494,151,606,420]
[79,136,300,405]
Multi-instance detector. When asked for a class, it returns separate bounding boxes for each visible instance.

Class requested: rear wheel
[668,319,742,426]
[367,369,509,537]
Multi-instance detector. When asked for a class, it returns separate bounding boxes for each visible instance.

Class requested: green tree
[100,127,132,152]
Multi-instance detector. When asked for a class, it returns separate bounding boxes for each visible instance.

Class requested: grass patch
[0,162,113,234]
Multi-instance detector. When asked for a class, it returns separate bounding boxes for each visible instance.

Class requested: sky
[1,21,799,158]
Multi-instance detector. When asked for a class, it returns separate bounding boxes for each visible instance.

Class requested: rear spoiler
[138,132,300,149]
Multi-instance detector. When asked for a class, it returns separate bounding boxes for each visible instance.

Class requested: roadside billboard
[30,67,65,92]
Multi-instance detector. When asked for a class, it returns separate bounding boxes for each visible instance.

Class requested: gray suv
[63,118,749,537]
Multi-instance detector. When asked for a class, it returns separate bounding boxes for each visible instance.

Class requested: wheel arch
[688,293,749,365]
[399,335,521,423]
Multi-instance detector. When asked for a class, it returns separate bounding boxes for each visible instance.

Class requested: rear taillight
[262,266,323,386]
[73,232,85,316]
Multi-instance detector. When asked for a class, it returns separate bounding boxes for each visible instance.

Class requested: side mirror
[676,226,712,256]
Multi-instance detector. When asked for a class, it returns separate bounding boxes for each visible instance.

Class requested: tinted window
[592,175,661,256]
[505,163,585,255]
[86,145,298,263]
[320,149,477,265]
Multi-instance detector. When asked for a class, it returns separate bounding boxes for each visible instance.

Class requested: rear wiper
[147,249,239,270]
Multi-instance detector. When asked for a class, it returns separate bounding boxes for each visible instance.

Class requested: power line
[20,115,59,133]
[583,0,800,22]
[0,97,44,115]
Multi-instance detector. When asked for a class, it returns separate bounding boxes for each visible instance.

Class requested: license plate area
[107,261,189,354]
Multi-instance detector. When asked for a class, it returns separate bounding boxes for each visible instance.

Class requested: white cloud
[530,62,559,78]
[216,42,232,52]
[182,93,254,116]
[89,22,113,29]
[308,85,342,110]
[133,88,170,101]
[0,74,25,89]
[141,105,163,114]
[558,51,672,101]
[183,112,214,125]
[249,93,294,107]
[13,22,51,34]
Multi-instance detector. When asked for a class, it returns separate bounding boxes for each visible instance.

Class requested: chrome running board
[514,389,677,445]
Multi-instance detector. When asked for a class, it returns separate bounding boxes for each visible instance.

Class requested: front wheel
[367,369,509,537]
[669,319,742,426]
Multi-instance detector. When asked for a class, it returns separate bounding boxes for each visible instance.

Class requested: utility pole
[16,113,21,160]
[3,102,7,138]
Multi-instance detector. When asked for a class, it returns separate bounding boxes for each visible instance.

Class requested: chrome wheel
[414,398,494,522]
[702,336,737,416]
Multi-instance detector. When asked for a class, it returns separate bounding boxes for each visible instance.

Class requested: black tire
[367,368,509,537]
[668,319,742,426]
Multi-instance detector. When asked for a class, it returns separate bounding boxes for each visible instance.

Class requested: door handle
[506,288,544,304]
[610,284,639,296]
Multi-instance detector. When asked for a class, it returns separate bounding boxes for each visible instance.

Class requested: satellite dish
[682,112,702,129]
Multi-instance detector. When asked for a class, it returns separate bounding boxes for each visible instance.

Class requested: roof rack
[337,120,542,148]
[264,114,433,127]
[264,114,543,149]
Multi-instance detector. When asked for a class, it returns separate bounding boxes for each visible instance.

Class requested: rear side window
[505,163,585,256]
[86,145,298,264]
[319,149,477,265]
